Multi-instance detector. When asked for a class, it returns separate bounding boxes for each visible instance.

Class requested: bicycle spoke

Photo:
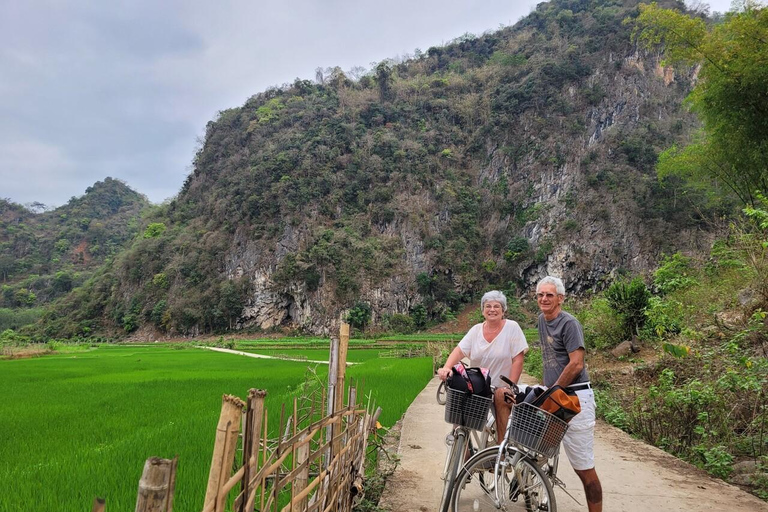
[452,451,555,512]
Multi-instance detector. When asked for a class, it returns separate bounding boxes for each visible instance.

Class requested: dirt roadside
[378,376,768,512]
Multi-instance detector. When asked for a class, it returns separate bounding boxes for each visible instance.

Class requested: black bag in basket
[446,362,492,398]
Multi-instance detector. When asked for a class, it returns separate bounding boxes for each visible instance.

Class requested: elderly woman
[437,290,528,442]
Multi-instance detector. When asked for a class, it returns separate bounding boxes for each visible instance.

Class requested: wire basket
[444,387,492,431]
[507,402,569,459]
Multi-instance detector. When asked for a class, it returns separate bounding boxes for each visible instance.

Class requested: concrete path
[379,376,768,512]
[197,346,358,365]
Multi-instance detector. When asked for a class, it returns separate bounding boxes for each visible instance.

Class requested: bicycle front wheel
[439,430,467,512]
[452,449,555,512]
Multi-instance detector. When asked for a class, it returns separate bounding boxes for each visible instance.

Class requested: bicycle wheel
[452,448,555,512]
[437,380,447,405]
[439,429,467,512]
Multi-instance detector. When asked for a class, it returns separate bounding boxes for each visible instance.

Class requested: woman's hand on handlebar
[437,367,451,381]
[500,375,520,395]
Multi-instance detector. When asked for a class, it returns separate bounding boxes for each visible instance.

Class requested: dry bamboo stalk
[370,407,382,430]
[335,323,350,414]
[288,397,298,512]
[290,433,310,511]
[332,323,350,460]
[326,334,339,467]
[135,456,177,512]
[203,394,245,512]
[92,497,106,512]
[237,389,266,512]
[260,408,269,512]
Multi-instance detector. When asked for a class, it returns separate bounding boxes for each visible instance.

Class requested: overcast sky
[0,0,735,208]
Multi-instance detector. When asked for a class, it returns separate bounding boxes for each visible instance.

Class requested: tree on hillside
[633,2,768,205]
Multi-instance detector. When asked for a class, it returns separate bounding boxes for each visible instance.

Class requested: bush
[605,277,650,338]
[410,304,427,330]
[346,302,372,331]
[523,346,543,381]
[654,253,698,294]
[385,313,415,334]
[642,296,684,341]
[578,297,626,349]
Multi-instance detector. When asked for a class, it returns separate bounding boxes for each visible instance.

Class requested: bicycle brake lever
[500,375,519,395]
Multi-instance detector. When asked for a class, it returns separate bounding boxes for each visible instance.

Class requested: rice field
[0,344,432,512]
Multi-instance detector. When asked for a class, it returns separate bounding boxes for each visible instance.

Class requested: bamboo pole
[292,433,310,511]
[203,394,245,512]
[237,389,266,512]
[92,497,106,512]
[334,323,350,414]
[333,323,350,458]
[325,334,339,473]
[135,456,177,512]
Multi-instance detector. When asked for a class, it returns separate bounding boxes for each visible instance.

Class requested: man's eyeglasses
[535,292,558,299]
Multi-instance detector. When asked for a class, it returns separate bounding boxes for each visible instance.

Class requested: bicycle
[436,379,447,405]
[438,384,495,512]
[450,385,570,511]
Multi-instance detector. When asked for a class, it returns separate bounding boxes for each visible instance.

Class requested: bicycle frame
[484,409,563,509]
[440,411,496,512]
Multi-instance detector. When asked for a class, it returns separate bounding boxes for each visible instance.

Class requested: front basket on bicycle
[507,401,568,459]
[444,387,492,431]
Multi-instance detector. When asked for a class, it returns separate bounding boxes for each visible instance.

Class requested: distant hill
[0,178,149,312]
[44,0,730,338]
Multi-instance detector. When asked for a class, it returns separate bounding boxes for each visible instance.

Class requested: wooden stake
[135,457,177,512]
[293,433,310,511]
[203,395,245,512]
[92,497,106,512]
[333,323,350,457]
[238,389,266,512]
[325,334,339,471]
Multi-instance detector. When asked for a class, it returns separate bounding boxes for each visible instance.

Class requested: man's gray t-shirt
[538,311,589,387]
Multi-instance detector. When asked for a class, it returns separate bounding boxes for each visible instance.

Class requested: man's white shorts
[561,388,596,471]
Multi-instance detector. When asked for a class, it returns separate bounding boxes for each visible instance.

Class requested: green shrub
[346,302,372,331]
[654,253,698,294]
[142,222,166,239]
[605,277,650,338]
[523,346,543,381]
[694,445,733,479]
[410,304,427,330]
[578,297,625,349]
[595,389,628,430]
[642,296,684,341]
[385,313,415,334]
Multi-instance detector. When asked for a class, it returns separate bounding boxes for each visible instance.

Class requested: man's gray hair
[537,276,566,296]
[481,290,508,312]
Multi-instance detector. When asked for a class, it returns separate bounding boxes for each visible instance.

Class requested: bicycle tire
[451,447,556,512]
[439,429,467,512]
[437,380,447,405]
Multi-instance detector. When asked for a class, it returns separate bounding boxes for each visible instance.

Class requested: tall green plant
[605,277,650,338]
[634,3,768,206]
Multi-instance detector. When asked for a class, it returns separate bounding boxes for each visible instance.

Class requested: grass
[0,344,431,511]
[238,347,385,363]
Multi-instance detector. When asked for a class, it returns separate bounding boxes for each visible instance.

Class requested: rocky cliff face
[60,0,717,338]
[228,49,703,332]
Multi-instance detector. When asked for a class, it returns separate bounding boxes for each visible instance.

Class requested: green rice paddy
[1,344,432,511]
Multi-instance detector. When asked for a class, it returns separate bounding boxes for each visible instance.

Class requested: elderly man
[536,276,602,512]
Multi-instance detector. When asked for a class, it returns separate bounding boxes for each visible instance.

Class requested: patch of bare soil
[1,347,51,359]
[427,304,476,334]
[588,344,660,388]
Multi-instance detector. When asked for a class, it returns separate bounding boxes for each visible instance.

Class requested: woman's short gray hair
[481,290,508,312]
[537,276,566,296]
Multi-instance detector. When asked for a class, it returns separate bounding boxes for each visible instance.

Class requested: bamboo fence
[121,322,377,512]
